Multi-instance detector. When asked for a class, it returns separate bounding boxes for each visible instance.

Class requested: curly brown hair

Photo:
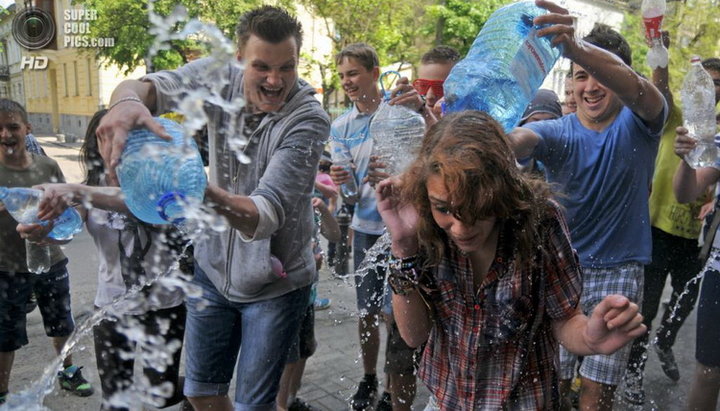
[401,110,553,266]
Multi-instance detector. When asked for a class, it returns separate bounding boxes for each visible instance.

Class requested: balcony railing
[0,65,9,82]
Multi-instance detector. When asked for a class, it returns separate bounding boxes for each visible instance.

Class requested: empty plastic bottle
[117,117,207,225]
[443,1,561,132]
[26,240,51,274]
[681,57,718,169]
[0,186,83,240]
[330,153,358,201]
[369,71,426,176]
[642,0,668,69]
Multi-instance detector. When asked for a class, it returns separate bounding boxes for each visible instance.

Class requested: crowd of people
[1,1,720,410]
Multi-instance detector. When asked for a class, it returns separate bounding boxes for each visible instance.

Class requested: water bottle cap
[158,192,187,224]
[691,56,702,63]
[379,70,402,102]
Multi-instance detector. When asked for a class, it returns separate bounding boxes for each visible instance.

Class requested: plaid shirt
[419,203,582,410]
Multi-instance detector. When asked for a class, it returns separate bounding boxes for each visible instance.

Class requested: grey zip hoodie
[143,57,330,302]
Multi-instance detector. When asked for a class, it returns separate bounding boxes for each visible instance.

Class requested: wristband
[388,254,421,296]
[109,96,144,111]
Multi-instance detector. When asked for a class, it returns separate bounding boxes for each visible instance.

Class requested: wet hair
[582,23,632,67]
[703,57,720,75]
[420,46,460,65]
[236,6,303,54]
[80,109,108,186]
[334,43,379,72]
[401,110,553,266]
[0,98,29,123]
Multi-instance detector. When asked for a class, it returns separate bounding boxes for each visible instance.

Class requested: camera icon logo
[12,6,56,50]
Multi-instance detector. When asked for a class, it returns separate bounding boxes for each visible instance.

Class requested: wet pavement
[7,136,703,410]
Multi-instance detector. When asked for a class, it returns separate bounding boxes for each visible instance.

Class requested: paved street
[6,136,706,410]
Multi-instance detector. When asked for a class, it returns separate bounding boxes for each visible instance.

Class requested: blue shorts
[183,265,311,410]
[286,303,316,363]
[0,259,75,352]
[353,232,387,316]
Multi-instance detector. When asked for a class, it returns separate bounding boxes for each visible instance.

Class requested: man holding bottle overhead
[95,6,329,411]
[509,1,667,409]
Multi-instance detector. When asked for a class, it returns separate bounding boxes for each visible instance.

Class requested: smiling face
[0,111,30,164]
[563,76,577,115]
[337,56,380,103]
[426,174,497,254]
[237,34,298,113]
[417,62,454,109]
[572,63,623,131]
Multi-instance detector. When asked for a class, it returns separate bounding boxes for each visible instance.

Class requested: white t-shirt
[87,208,185,314]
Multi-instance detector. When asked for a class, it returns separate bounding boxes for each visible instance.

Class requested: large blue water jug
[0,186,83,240]
[118,117,207,225]
[443,1,561,132]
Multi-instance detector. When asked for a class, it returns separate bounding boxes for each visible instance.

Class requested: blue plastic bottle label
[509,27,553,97]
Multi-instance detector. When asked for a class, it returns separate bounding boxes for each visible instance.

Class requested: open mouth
[0,140,17,152]
[261,85,283,99]
[345,86,359,95]
[584,94,604,106]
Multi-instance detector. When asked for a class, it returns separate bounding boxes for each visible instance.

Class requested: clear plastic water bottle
[0,186,83,240]
[369,71,426,176]
[681,56,718,169]
[642,0,668,69]
[443,1,561,132]
[117,117,207,224]
[330,154,358,201]
[25,240,51,274]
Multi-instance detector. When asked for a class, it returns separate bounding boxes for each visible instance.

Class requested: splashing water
[1,2,243,409]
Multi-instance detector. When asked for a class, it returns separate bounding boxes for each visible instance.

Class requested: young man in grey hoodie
[95,6,330,411]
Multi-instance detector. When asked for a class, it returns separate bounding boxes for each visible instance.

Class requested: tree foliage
[423,0,511,56]
[621,0,720,95]
[71,0,293,74]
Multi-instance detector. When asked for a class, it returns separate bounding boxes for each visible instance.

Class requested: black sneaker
[376,391,392,411]
[288,397,317,411]
[58,365,94,397]
[350,375,377,411]
[654,343,680,381]
[622,370,645,405]
[0,391,7,405]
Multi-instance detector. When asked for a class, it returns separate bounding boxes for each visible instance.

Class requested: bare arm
[535,0,665,123]
[508,127,542,160]
[96,80,170,181]
[392,290,433,348]
[672,127,720,203]
[552,295,645,356]
[651,31,673,109]
[312,197,341,243]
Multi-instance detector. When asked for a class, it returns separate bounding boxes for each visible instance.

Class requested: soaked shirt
[419,204,582,410]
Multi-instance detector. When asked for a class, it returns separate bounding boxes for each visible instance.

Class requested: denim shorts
[286,303,316,363]
[183,265,311,410]
[696,249,720,367]
[353,232,387,316]
[0,259,75,351]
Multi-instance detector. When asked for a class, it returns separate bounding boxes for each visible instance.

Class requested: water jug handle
[379,70,403,101]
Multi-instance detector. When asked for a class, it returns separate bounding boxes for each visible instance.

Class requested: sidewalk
[8,138,699,410]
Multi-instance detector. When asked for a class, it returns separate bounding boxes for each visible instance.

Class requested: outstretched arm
[553,295,646,356]
[534,0,665,123]
[96,80,170,182]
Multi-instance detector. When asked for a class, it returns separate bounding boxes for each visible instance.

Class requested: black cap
[519,89,562,125]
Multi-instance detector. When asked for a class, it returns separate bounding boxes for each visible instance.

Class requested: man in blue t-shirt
[509,7,667,410]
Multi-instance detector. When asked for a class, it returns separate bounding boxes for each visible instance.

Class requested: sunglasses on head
[412,78,445,98]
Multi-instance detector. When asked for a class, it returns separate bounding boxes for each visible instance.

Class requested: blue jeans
[353,232,387,316]
[184,265,311,411]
